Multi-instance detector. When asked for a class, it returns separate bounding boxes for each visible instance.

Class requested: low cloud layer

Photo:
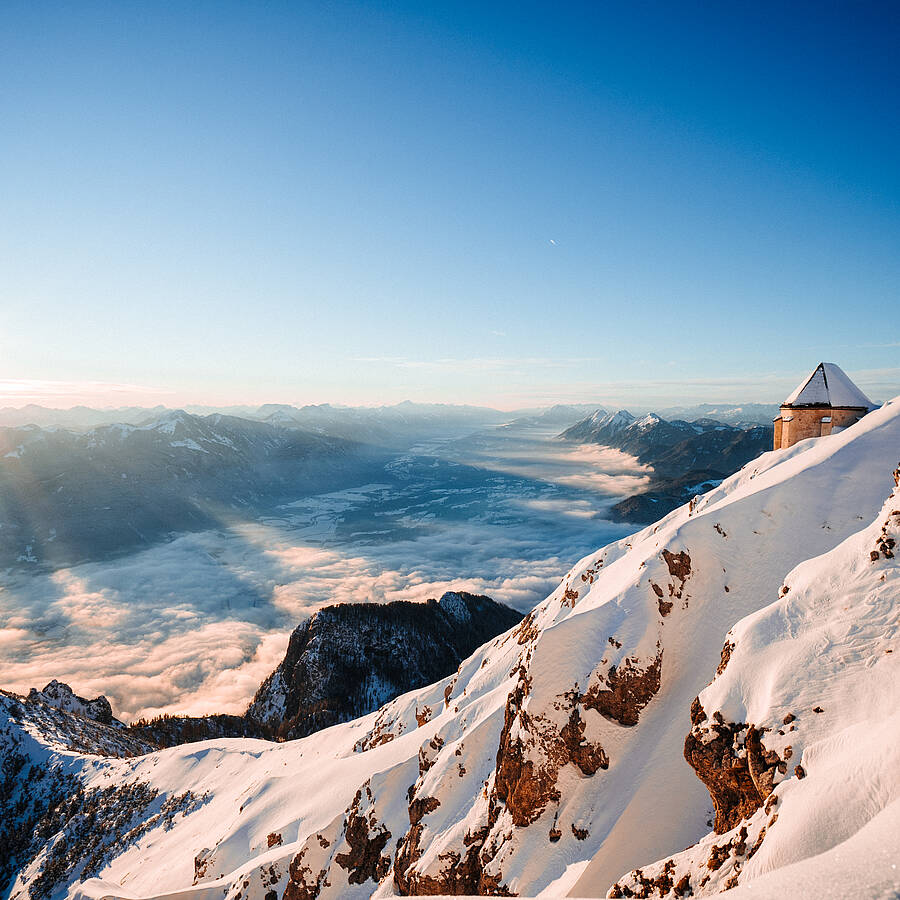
[0,425,644,721]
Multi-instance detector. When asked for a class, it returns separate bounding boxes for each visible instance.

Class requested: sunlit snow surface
[0,425,648,720]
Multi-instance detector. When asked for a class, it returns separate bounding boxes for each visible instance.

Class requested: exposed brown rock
[266,832,282,848]
[494,680,608,828]
[408,796,440,827]
[690,696,707,725]
[559,707,609,776]
[662,549,692,599]
[514,611,539,645]
[581,652,662,727]
[707,841,730,871]
[193,849,212,884]
[716,640,735,675]
[283,848,327,900]
[333,793,392,886]
[609,859,682,898]
[418,734,444,776]
[684,703,786,833]
[394,810,510,896]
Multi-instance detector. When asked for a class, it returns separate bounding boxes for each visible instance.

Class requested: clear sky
[1,1,898,409]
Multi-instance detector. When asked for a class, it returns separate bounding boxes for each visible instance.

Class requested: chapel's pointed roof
[782,362,873,409]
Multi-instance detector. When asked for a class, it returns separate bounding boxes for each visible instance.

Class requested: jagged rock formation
[247,592,523,740]
[27,680,114,725]
[4,399,898,900]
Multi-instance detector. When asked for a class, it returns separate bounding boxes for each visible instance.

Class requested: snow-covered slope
[604,464,899,898]
[5,400,899,900]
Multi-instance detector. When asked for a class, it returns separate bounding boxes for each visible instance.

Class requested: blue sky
[1,1,897,409]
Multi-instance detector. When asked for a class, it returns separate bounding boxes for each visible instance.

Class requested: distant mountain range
[507,403,602,427]
[560,408,773,522]
[0,400,779,565]
[654,401,778,426]
[0,399,778,434]
[0,411,386,567]
[0,400,508,438]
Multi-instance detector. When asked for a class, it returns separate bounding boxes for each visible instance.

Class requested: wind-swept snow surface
[5,400,899,900]
[603,464,900,898]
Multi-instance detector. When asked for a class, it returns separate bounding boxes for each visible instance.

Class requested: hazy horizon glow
[1,2,898,406]
[0,363,898,413]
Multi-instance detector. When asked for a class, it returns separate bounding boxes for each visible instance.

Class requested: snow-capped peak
[632,412,662,430]
[597,408,637,431]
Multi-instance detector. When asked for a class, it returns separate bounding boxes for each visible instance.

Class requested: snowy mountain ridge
[2,399,898,899]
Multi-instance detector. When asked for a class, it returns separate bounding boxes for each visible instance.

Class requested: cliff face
[246,592,523,740]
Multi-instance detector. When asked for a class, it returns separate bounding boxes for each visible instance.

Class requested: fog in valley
[0,417,649,720]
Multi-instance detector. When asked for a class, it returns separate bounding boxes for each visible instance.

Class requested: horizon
[0,361,898,413]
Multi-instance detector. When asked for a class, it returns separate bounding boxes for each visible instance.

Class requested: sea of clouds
[0,427,649,721]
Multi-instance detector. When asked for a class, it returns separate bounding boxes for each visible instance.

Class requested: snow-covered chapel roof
[782,362,873,409]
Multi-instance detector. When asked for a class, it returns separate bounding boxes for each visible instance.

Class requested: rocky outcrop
[683,698,787,833]
[334,798,392,886]
[492,674,610,831]
[282,782,396,899]
[247,592,522,740]
[581,652,662,727]
[27,681,114,725]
